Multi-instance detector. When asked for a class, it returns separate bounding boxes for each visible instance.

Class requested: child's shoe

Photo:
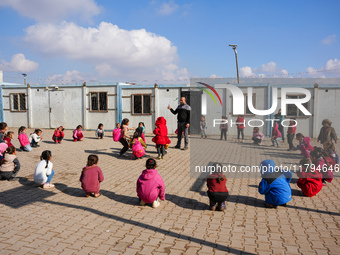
[157,156,162,160]
[161,156,164,159]
[322,180,327,186]
[152,200,160,208]
[217,201,226,211]
[73,139,77,142]
[140,200,146,206]
[43,183,55,189]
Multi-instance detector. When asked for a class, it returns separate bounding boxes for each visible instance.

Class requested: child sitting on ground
[130,131,146,160]
[252,127,264,145]
[18,126,32,152]
[296,158,323,197]
[271,123,282,147]
[79,155,104,197]
[293,133,314,158]
[52,126,64,144]
[206,163,229,211]
[73,125,83,142]
[0,122,8,143]
[137,158,165,208]
[33,150,55,189]
[258,159,292,208]
[0,146,20,181]
[152,117,171,160]
[323,141,339,164]
[29,129,43,147]
[3,131,14,147]
[95,123,104,139]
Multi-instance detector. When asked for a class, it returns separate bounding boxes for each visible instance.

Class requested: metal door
[49,90,65,129]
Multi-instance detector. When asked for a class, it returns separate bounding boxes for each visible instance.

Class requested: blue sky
[0,0,339,84]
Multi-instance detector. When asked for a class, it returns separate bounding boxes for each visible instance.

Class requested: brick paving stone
[0,130,340,254]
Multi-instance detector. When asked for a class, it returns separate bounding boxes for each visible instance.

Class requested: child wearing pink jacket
[18,126,32,152]
[137,158,165,208]
[73,125,84,142]
[271,123,282,147]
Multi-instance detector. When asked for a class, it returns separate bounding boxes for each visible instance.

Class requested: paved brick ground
[0,128,339,255]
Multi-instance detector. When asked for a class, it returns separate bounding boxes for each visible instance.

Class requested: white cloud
[240,61,288,77]
[24,21,188,82]
[321,34,336,45]
[305,58,340,78]
[0,0,101,22]
[0,53,39,72]
[209,74,223,78]
[46,70,85,84]
[239,66,255,77]
[155,0,179,15]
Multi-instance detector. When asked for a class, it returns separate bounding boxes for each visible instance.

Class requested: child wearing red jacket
[137,158,165,208]
[52,126,65,144]
[236,115,245,143]
[207,163,229,211]
[3,131,14,147]
[152,117,171,160]
[297,158,323,197]
[79,155,104,197]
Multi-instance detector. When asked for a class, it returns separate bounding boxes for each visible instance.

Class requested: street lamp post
[229,44,239,84]
[22,73,27,86]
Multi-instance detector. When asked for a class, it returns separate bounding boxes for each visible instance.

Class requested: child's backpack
[113,128,122,142]
[132,140,145,158]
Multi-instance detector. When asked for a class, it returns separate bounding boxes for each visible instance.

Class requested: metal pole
[234,49,239,84]
[229,45,239,84]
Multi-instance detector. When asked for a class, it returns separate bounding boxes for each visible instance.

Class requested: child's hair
[214,163,225,183]
[201,115,205,120]
[133,131,140,139]
[40,150,52,169]
[222,115,227,119]
[116,123,121,128]
[146,158,157,169]
[300,158,311,166]
[87,154,99,166]
[296,133,303,139]
[98,123,103,129]
[121,118,129,127]
[0,122,7,130]
[299,158,311,171]
[34,129,42,134]
[310,147,323,160]
[4,146,16,155]
[323,141,335,152]
[253,127,259,133]
[18,126,26,134]
[76,125,82,130]
[139,122,145,127]
[4,131,14,138]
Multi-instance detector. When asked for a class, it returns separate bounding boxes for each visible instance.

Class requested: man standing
[168,97,191,150]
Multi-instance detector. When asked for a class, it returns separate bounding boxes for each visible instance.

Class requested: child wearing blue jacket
[258,159,292,208]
